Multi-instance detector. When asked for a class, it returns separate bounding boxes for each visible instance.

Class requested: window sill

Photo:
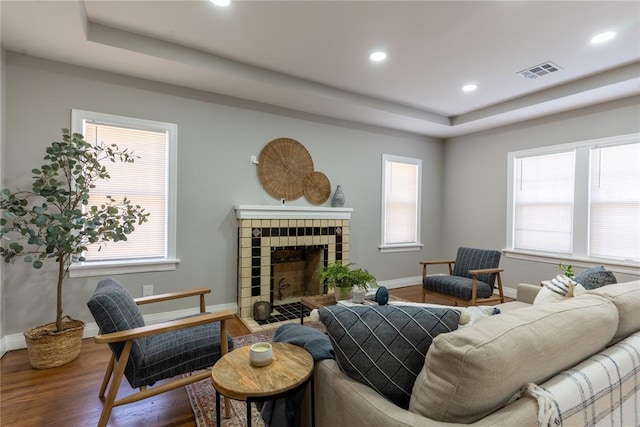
[503,250,639,276]
[379,243,424,254]
[69,258,181,278]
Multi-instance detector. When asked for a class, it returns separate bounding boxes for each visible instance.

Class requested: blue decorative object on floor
[375,286,389,305]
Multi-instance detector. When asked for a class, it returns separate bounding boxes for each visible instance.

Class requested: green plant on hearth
[558,263,574,278]
[0,128,150,333]
[318,261,377,292]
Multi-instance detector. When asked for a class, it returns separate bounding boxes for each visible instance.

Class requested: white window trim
[503,250,639,277]
[379,243,423,253]
[68,109,179,277]
[505,132,640,275]
[379,154,423,253]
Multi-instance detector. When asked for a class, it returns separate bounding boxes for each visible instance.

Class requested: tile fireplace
[235,205,352,331]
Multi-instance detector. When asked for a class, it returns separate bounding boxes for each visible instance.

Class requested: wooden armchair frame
[420,260,505,306]
[94,287,234,427]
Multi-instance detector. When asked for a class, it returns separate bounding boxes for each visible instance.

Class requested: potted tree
[0,129,149,369]
[318,261,376,301]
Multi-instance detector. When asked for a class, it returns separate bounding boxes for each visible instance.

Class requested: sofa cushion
[589,280,640,343]
[409,294,618,423]
[318,304,460,409]
[574,265,617,290]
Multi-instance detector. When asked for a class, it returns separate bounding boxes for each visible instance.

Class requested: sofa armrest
[315,359,539,426]
[315,360,438,427]
[516,283,541,304]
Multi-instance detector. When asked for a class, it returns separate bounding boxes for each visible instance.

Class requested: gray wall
[1,53,443,336]
[441,95,640,286]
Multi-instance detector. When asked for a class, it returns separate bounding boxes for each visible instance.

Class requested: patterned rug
[185,323,325,427]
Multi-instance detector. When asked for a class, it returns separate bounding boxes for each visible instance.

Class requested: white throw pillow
[534,274,580,305]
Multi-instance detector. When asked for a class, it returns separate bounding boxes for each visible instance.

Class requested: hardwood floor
[0,285,508,426]
[0,315,251,427]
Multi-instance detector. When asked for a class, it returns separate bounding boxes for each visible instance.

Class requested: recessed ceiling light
[369,51,387,62]
[462,83,478,92]
[590,31,617,44]
[210,0,231,6]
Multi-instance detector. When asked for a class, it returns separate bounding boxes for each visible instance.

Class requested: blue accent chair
[421,247,505,306]
[87,278,235,427]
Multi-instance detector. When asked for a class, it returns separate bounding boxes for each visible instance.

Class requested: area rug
[185,322,325,427]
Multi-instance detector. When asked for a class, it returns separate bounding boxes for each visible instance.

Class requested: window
[379,154,422,253]
[506,133,640,268]
[513,151,575,253]
[589,143,640,260]
[69,110,179,277]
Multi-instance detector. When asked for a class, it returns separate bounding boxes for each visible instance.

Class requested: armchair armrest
[94,310,235,344]
[134,287,211,313]
[419,260,455,278]
[419,260,455,266]
[468,267,504,276]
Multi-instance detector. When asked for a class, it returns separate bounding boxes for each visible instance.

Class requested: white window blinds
[513,151,575,253]
[381,155,422,251]
[83,122,168,261]
[589,143,640,261]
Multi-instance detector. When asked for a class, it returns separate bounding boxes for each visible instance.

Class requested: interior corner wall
[441,95,640,287]
[2,52,444,337]
[1,46,6,347]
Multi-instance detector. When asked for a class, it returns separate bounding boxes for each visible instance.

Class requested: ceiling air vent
[517,61,562,79]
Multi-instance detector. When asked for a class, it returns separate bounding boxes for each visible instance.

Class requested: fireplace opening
[271,245,325,305]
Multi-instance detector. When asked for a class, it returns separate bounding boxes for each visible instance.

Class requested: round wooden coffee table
[211,342,314,427]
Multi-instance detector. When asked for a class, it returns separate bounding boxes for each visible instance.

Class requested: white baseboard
[376,275,423,289]
[0,302,237,357]
[503,286,517,299]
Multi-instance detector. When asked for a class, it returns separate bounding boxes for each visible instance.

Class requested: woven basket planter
[23,316,85,369]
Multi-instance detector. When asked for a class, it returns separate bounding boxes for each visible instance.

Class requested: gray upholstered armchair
[87,278,235,427]
[420,247,505,306]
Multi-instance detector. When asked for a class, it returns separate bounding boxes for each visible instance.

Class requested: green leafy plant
[0,129,149,332]
[558,263,574,278]
[318,261,376,291]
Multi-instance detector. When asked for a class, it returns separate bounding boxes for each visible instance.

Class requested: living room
[0,1,639,426]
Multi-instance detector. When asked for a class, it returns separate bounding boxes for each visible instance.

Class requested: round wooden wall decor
[303,171,331,205]
[258,138,314,200]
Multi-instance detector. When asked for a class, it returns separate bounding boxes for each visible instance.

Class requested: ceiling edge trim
[85,21,451,127]
[452,61,640,126]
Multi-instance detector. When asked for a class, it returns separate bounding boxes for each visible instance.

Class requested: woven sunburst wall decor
[258,138,314,201]
[302,171,331,205]
[257,138,331,204]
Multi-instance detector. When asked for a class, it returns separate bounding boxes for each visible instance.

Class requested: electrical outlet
[142,284,154,297]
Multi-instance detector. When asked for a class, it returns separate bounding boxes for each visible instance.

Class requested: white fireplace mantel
[234,204,352,220]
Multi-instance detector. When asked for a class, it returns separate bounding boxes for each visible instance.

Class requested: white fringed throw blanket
[522,331,640,426]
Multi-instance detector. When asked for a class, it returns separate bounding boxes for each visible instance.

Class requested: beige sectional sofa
[314,280,640,426]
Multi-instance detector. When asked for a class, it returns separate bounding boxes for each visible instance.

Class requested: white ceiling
[2,0,639,138]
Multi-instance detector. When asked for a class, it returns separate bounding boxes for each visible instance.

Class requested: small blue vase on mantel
[331,185,345,207]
